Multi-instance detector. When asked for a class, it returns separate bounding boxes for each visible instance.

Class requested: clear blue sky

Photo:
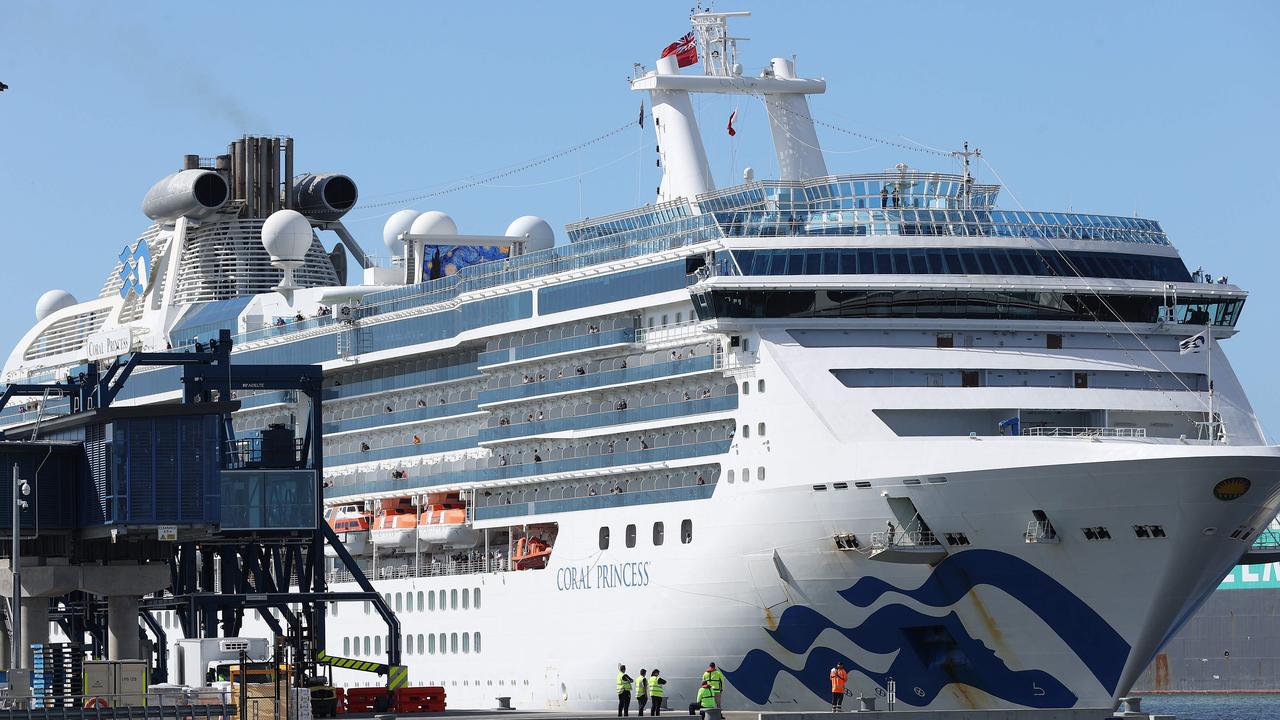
[2,1,1278,437]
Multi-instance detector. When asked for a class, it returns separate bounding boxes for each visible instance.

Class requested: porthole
[374,636,381,655]
[742,468,750,482]
[462,588,470,609]
[344,637,350,655]
[474,588,482,609]
[681,519,693,544]
[727,470,734,483]
[742,425,750,438]
[428,592,435,611]
[626,523,637,548]
[758,379,765,393]
[757,422,766,436]
[599,526,610,550]
[417,634,424,654]
[474,632,482,653]
[758,466,766,481]
[429,634,436,654]
[742,381,750,395]
[451,589,458,609]
[450,633,458,654]
[653,522,665,545]
[462,633,471,654]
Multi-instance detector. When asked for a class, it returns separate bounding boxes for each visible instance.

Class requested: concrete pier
[107,594,141,660]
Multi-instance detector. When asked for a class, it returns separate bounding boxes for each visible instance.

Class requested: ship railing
[1021,426,1147,439]
[869,529,940,550]
[328,557,507,585]
[1024,520,1060,544]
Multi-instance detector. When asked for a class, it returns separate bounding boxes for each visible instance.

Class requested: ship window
[681,519,693,544]
[626,524,637,548]
[676,312,683,323]
[936,333,954,348]
[474,632,482,653]
[343,637,350,655]
[406,637,413,656]
[363,637,370,656]
[1047,333,1063,349]
[653,521,665,545]
[1074,372,1088,389]
[961,371,980,387]
[417,634,424,654]
[599,526,610,550]
[474,588,482,609]
[742,425,750,438]
[417,591,424,611]
[375,636,382,655]
[428,592,435,611]
[758,379,765,393]
[758,466,766,481]
[757,422,766,436]
[450,633,458,654]
[363,602,370,615]
[742,467,750,482]
[438,633,445,653]
[662,314,668,325]
[429,634,436,654]
[462,588,470,609]
[742,381,750,395]
[438,590,445,608]
[395,593,402,613]
[648,317,654,328]
[451,589,458,609]
[742,338,751,352]
[462,633,470,654]
[727,470,734,483]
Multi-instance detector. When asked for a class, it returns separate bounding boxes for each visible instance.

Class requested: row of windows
[344,631,480,657]
[725,467,766,483]
[358,588,481,615]
[741,379,765,394]
[725,248,1191,283]
[600,519,693,549]
[694,290,1245,327]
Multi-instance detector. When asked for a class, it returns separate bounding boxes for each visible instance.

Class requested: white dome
[261,209,314,262]
[35,289,77,322]
[409,210,457,237]
[382,209,420,253]
[504,215,554,252]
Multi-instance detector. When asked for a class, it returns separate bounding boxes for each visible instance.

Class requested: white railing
[1021,426,1146,438]
[1024,520,1060,543]
[328,556,508,585]
[869,529,939,550]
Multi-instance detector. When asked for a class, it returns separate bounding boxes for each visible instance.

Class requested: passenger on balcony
[696,473,705,485]
[412,435,422,445]
[616,399,628,410]
[533,450,542,463]
[385,404,394,413]
[576,365,586,375]
[683,391,691,401]
[294,312,305,323]
[536,410,544,421]
[417,398,427,408]
[360,442,370,452]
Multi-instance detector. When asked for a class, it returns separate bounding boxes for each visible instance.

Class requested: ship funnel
[293,173,359,223]
[142,169,230,222]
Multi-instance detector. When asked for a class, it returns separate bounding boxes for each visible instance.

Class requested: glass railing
[326,436,477,467]
[475,483,715,521]
[326,439,731,495]
[478,355,716,405]
[322,362,480,401]
[479,395,737,443]
[478,327,637,367]
[237,390,298,410]
[323,399,480,435]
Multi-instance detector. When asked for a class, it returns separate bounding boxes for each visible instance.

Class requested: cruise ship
[6,10,1280,716]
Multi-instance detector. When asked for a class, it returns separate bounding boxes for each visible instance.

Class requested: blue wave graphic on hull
[727,604,1076,707]
[725,549,1130,708]
[839,549,1128,694]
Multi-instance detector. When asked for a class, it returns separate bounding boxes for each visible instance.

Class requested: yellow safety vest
[702,669,724,692]
[617,672,632,693]
[697,686,716,708]
[649,676,665,697]
[636,676,648,697]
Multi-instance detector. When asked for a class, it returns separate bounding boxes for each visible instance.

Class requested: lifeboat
[513,535,552,570]
[324,505,371,556]
[417,492,480,549]
[370,498,417,549]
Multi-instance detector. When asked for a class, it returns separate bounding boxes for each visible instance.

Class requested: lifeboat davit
[324,505,371,556]
[370,498,417,549]
[416,492,480,549]
[513,536,552,570]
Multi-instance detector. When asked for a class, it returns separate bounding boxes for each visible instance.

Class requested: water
[1139,693,1280,720]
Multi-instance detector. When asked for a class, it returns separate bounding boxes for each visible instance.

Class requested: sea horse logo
[118,241,151,299]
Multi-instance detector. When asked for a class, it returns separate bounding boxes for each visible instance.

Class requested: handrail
[1022,426,1147,438]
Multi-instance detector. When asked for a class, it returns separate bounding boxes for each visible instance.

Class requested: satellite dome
[409,210,457,237]
[261,209,314,262]
[504,215,554,252]
[35,289,77,322]
[382,209,421,253]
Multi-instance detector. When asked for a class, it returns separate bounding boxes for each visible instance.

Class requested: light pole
[11,463,29,670]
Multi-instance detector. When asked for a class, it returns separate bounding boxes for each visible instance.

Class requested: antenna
[951,141,982,209]
[691,10,751,77]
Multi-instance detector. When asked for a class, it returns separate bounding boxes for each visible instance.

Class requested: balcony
[475,483,714,521]
[326,435,477,468]
[478,327,637,369]
[479,355,716,405]
[324,399,481,435]
[866,529,947,564]
[479,395,737,443]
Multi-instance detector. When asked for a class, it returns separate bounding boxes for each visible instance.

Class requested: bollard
[858,695,877,711]
[1117,696,1142,715]
[495,696,513,710]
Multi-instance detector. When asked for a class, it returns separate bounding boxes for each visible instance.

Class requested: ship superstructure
[5,10,1280,715]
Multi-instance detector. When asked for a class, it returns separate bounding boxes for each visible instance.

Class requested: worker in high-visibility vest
[687,681,717,716]
[635,669,649,716]
[830,661,849,712]
[616,664,634,717]
[648,668,666,716]
[701,662,726,708]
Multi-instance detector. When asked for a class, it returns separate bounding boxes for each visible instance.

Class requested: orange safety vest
[830,667,848,693]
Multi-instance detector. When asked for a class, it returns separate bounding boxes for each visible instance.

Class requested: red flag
[660,31,698,68]
[727,109,737,137]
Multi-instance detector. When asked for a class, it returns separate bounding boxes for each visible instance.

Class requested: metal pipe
[11,463,20,670]
[284,138,295,209]
[231,140,244,201]
[270,138,280,214]
[243,137,255,217]
[258,137,272,218]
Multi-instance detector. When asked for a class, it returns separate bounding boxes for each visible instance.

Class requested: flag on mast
[660,31,698,68]
[1179,328,1209,355]
[727,109,738,137]
[638,102,645,128]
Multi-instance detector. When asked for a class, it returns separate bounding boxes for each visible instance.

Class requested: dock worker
[648,668,666,715]
[701,662,725,707]
[617,664,634,716]
[636,669,649,715]
[830,661,848,712]
[688,681,716,716]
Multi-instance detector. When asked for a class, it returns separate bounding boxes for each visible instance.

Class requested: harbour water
[1139,694,1280,720]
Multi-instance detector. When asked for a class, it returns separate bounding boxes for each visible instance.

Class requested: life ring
[85,697,110,709]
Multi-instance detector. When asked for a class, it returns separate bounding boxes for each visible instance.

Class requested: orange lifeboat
[325,505,371,556]
[370,498,417,549]
[416,492,480,549]
[513,536,552,570]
